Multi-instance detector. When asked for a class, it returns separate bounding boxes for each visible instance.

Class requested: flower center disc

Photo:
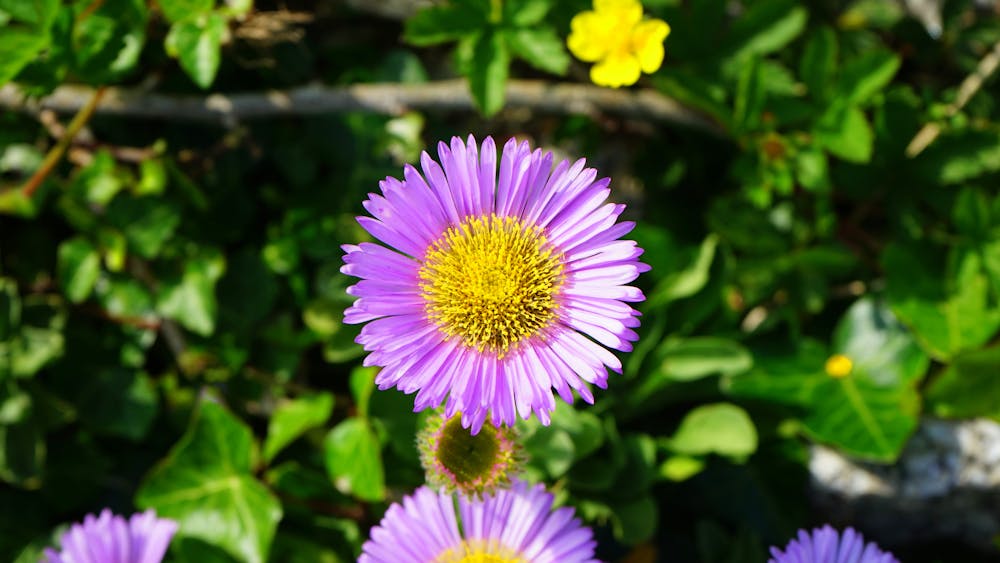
[419,215,563,357]
[435,540,524,563]
[436,416,501,487]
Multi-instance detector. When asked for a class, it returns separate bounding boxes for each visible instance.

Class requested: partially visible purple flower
[43,508,178,563]
[768,525,899,563]
[360,479,597,562]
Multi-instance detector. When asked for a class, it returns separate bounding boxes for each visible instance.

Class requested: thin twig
[0,80,727,137]
[19,86,106,198]
[906,39,1000,157]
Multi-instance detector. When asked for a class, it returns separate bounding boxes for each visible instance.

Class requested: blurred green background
[2,0,1000,561]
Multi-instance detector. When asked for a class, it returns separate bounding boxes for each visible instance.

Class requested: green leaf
[136,400,283,563]
[646,234,718,308]
[72,150,124,205]
[726,0,807,60]
[831,297,929,387]
[503,0,551,26]
[524,424,576,478]
[952,187,991,239]
[799,26,837,98]
[611,495,657,545]
[403,3,486,46]
[71,0,147,83]
[77,369,158,440]
[915,130,1000,185]
[106,196,181,258]
[926,345,1000,420]
[505,28,569,76]
[165,13,226,89]
[263,393,334,463]
[795,146,829,191]
[885,244,1000,360]
[466,31,509,117]
[157,0,214,24]
[814,103,873,163]
[723,340,826,405]
[835,50,900,105]
[0,29,49,86]
[323,417,385,501]
[0,0,58,26]
[348,366,376,419]
[57,237,100,303]
[667,403,758,459]
[2,297,66,379]
[733,57,764,132]
[0,278,19,342]
[0,418,44,488]
[5,326,64,378]
[658,337,753,381]
[801,374,919,461]
[548,402,604,459]
[157,252,226,336]
[659,454,706,481]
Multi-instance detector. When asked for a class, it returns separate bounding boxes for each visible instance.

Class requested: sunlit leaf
[136,400,283,563]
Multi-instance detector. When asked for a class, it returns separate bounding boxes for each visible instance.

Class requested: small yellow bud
[824,354,853,378]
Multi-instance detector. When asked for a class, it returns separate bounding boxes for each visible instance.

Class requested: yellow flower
[567,0,670,88]
[824,354,853,378]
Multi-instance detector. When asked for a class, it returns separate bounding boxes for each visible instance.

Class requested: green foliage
[3,0,1000,561]
[136,399,282,563]
[404,0,569,115]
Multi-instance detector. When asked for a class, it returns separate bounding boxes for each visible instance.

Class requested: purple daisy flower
[42,508,177,563]
[768,525,899,563]
[342,135,647,432]
[360,479,598,562]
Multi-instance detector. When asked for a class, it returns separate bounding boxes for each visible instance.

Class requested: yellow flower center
[435,540,524,563]
[825,354,853,378]
[419,215,563,358]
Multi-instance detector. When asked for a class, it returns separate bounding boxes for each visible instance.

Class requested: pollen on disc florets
[434,539,525,563]
[418,412,524,498]
[418,215,564,359]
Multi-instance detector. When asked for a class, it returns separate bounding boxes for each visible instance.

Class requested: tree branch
[0,80,727,137]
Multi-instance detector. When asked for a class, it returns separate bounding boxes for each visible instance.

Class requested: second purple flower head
[343,135,647,432]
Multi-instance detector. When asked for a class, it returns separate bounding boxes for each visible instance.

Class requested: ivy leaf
[466,31,509,117]
[165,13,226,89]
[57,237,100,304]
[106,196,181,259]
[71,0,147,83]
[157,252,226,336]
[505,28,569,76]
[136,400,283,563]
[323,417,385,502]
[156,0,214,24]
[0,29,49,86]
[262,393,334,463]
[0,0,59,26]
